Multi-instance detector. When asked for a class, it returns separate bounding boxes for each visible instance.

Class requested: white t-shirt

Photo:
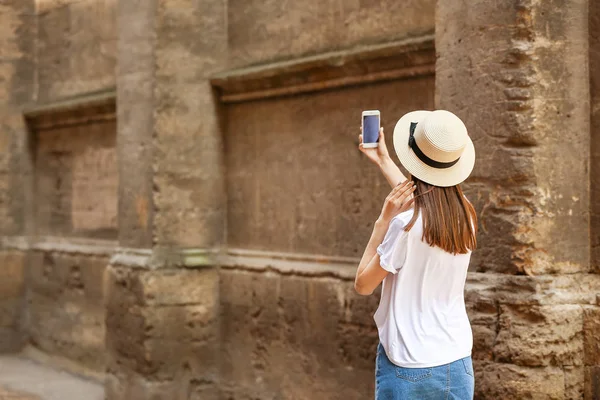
[374,207,473,368]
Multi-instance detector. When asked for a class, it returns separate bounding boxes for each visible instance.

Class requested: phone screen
[363,115,380,143]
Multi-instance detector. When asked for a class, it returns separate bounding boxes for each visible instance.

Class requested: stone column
[437,0,599,398]
[106,0,226,399]
[0,0,35,352]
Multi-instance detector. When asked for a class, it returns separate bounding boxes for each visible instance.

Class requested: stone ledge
[2,238,597,306]
[211,35,435,103]
[0,236,117,256]
[23,88,116,131]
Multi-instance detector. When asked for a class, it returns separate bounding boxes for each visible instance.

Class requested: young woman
[355,110,477,400]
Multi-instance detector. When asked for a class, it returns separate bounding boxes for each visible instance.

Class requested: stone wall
[37,0,117,101]
[225,77,434,256]
[0,0,599,399]
[20,101,117,374]
[437,0,599,398]
[591,0,600,273]
[227,0,435,68]
[0,0,35,353]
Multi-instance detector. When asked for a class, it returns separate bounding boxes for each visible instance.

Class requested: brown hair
[404,176,477,254]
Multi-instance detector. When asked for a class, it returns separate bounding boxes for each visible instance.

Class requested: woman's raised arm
[358,127,407,188]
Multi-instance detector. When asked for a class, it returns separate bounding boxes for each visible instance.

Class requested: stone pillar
[105,0,226,398]
[0,0,35,352]
[437,0,599,398]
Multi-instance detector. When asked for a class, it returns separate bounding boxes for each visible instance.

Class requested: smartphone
[362,110,380,148]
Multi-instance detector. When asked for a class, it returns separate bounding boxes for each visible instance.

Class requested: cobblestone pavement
[0,355,103,400]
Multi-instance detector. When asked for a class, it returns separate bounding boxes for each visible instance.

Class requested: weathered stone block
[494,304,583,367]
[106,371,219,400]
[564,365,585,400]
[0,251,25,301]
[227,0,434,68]
[33,118,118,239]
[220,270,376,399]
[155,0,226,80]
[475,361,564,400]
[152,81,225,248]
[437,0,590,276]
[37,0,117,101]
[106,266,219,382]
[226,77,434,257]
[585,366,600,400]
[116,70,154,248]
[139,268,218,307]
[584,306,600,366]
[27,252,107,371]
[28,290,105,372]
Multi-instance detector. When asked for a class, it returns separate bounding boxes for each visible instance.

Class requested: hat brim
[392,110,475,187]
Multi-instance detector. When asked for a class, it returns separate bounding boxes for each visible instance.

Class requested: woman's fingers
[358,133,363,144]
[386,180,411,200]
[390,181,416,202]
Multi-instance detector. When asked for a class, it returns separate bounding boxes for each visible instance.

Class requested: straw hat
[392,110,475,187]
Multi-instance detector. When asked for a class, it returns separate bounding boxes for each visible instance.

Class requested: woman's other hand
[359,127,391,167]
[378,180,416,223]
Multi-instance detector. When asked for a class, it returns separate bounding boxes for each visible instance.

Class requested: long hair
[404,176,477,254]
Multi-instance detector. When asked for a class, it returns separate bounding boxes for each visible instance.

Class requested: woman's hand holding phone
[378,180,416,224]
[358,126,389,167]
[358,124,408,188]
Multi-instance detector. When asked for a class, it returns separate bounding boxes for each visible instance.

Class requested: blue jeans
[375,343,474,399]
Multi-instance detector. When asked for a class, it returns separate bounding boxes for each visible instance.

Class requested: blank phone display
[363,115,380,144]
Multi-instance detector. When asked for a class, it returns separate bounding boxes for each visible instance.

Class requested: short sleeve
[376,215,410,275]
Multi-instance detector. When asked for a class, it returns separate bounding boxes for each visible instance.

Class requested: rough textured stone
[1,1,599,400]
[105,371,219,400]
[33,118,118,239]
[591,0,600,274]
[565,366,585,400]
[475,361,565,400]
[220,269,378,399]
[437,0,590,275]
[116,0,156,248]
[585,366,600,399]
[584,307,600,366]
[0,251,26,352]
[226,76,434,256]
[105,266,219,386]
[227,0,435,68]
[0,0,35,237]
[27,251,107,372]
[37,0,117,101]
[494,304,583,367]
[152,0,227,248]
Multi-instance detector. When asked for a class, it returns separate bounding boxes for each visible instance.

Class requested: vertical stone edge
[436,0,591,398]
[116,0,157,249]
[107,0,227,398]
[0,0,36,353]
